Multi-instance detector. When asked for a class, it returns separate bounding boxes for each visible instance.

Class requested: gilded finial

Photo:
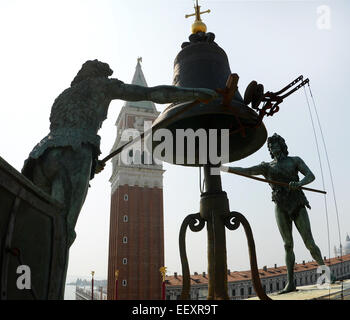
[185,0,211,34]
[159,266,167,282]
[115,270,119,279]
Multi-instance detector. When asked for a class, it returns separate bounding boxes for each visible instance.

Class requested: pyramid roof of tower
[124,59,157,112]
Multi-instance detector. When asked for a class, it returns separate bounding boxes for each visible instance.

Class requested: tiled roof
[165,254,350,287]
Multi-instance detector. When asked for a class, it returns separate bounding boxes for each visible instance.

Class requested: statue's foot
[278,283,297,295]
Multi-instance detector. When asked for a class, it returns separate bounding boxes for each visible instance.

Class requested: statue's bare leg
[29,148,73,298]
[41,146,93,247]
[275,206,297,294]
[37,148,71,204]
[40,146,93,298]
[65,165,91,247]
[294,207,324,266]
[59,146,92,247]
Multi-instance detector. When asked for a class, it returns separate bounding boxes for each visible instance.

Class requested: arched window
[122,280,127,287]
[122,258,128,265]
[123,215,128,222]
[123,236,128,244]
[124,194,128,201]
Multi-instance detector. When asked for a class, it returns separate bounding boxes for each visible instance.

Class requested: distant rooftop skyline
[0,0,348,280]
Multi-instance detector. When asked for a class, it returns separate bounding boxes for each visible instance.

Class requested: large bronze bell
[151,32,267,166]
[150,32,271,300]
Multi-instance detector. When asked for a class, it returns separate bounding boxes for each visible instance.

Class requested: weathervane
[185,0,211,34]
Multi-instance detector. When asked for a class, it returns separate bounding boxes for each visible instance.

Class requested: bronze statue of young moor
[223,133,324,293]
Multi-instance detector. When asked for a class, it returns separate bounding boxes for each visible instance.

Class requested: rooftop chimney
[174,272,177,278]
[263,266,267,272]
[274,264,277,269]
[202,272,206,277]
[302,260,305,265]
[227,269,231,275]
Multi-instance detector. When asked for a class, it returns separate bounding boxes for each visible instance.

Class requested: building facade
[165,254,350,300]
[107,59,164,300]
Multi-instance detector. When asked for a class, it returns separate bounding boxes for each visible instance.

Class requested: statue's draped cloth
[260,161,311,219]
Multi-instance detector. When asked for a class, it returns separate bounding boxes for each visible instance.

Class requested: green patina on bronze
[21,59,217,298]
[225,133,325,294]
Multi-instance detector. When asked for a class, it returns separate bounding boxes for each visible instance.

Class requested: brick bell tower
[107,58,164,300]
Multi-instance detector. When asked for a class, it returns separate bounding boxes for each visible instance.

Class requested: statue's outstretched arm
[221,164,265,176]
[109,82,217,104]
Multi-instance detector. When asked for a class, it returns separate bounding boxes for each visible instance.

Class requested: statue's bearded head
[267,133,289,159]
[71,59,113,87]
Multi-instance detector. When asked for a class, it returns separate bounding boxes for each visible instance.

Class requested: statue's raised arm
[107,82,218,104]
[221,163,266,177]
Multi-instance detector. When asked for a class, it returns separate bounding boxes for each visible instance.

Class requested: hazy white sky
[0,0,349,281]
